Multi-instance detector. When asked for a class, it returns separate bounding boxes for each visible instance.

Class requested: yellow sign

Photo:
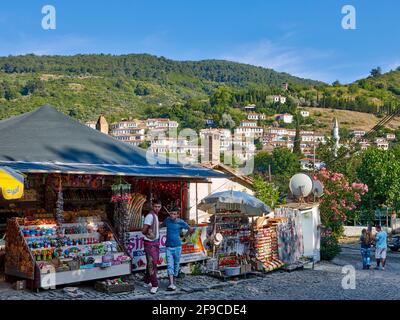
[0,167,24,200]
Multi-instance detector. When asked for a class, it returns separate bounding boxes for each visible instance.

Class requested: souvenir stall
[0,106,225,287]
[198,190,273,278]
[3,173,215,287]
[274,203,321,270]
[251,216,285,272]
[4,174,132,290]
[0,166,25,276]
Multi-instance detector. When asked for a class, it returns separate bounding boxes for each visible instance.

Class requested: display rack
[208,212,253,278]
[5,217,131,289]
[251,218,285,272]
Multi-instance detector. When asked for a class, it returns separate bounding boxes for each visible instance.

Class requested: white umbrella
[198,190,271,216]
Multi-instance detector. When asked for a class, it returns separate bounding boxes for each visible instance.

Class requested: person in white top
[142,199,161,294]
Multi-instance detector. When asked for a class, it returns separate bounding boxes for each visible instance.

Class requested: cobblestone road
[1,243,399,300]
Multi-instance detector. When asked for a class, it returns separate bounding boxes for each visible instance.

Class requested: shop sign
[0,166,24,200]
[126,226,208,271]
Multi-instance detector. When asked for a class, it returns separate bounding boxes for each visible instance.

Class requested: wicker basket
[94,281,134,294]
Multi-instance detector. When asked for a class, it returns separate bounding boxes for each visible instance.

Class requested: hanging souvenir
[54,177,64,226]
[111,180,131,203]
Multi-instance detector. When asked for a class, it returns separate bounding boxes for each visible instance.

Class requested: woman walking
[360,229,372,269]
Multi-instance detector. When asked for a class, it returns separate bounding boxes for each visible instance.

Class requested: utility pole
[313,139,316,175]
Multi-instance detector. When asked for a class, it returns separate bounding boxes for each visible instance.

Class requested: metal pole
[386,207,389,228]
[195,182,199,224]
[313,143,316,174]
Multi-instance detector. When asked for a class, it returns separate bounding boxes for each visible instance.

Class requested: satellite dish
[312,180,324,198]
[289,173,313,199]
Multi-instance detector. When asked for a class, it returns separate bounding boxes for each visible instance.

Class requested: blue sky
[0,0,399,83]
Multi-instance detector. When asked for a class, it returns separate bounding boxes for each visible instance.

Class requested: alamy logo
[341,5,356,30]
[42,5,56,30]
[341,265,356,289]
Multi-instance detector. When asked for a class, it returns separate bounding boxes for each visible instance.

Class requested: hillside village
[86,89,398,172]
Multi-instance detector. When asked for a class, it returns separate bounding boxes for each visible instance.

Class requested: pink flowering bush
[315,168,368,239]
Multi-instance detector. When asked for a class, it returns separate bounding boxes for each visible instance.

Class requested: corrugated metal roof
[0,105,226,179]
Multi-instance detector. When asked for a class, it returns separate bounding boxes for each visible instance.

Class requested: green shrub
[320,236,341,261]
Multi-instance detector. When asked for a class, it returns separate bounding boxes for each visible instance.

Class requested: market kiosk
[0,166,25,277]
[199,190,284,278]
[0,106,224,289]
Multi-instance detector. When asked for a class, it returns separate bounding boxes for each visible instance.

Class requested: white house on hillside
[277,113,293,124]
[300,110,310,117]
[272,95,287,104]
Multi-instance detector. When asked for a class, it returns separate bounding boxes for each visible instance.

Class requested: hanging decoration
[111,180,132,248]
[275,207,304,265]
[54,176,64,226]
[127,193,147,229]
[111,182,132,203]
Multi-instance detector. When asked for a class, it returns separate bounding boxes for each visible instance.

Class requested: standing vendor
[142,199,162,294]
[161,207,194,291]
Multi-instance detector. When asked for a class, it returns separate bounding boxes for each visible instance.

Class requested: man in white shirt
[142,199,161,294]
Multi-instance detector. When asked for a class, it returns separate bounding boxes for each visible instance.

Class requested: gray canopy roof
[0,105,226,179]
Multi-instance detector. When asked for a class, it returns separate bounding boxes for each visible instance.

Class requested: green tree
[370,67,382,77]
[68,109,78,117]
[254,138,263,151]
[357,147,400,210]
[20,79,45,96]
[316,138,362,182]
[134,83,151,96]
[339,127,351,142]
[254,151,273,176]
[219,113,235,129]
[3,83,18,100]
[348,83,359,94]
[138,141,150,149]
[271,147,300,177]
[253,175,280,209]
[210,86,233,114]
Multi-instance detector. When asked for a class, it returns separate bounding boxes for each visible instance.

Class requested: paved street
[1,242,399,300]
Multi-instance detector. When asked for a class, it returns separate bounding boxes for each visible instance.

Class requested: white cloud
[384,60,400,72]
[221,39,335,82]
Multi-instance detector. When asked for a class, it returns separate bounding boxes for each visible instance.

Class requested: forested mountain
[0,54,399,131]
[0,54,322,87]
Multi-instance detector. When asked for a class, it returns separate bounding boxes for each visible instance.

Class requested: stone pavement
[1,243,400,300]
